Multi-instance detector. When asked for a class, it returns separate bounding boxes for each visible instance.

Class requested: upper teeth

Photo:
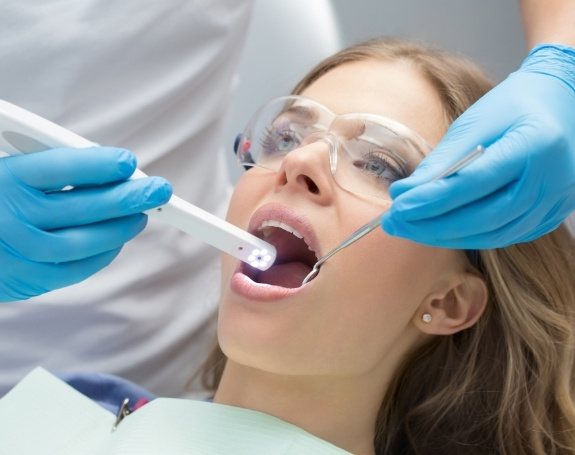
[259,220,304,239]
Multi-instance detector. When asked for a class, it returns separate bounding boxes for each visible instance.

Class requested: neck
[213,360,391,455]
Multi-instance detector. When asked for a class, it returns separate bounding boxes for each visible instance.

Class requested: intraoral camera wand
[301,145,485,285]
[0,100,276,271]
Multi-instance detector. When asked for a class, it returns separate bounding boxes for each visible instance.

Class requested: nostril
[304,176,319,194]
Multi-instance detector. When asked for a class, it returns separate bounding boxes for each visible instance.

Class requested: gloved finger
[383,182,561,250]
[36,248,123,292]
[24,176,172,230]
[384,197,568,250]
[383,179,541,246]
[387,131,529,223]
[381,214,494,249]
[448,213,556,249]
[2,146,137,190]
[1,247,122,302]
[4,213,148,263]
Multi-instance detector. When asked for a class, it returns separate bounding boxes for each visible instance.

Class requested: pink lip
[230,272,305,301]
[229,203,321,302]
[247,202,322,257]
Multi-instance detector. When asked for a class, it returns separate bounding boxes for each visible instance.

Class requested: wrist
[520,44,575,92]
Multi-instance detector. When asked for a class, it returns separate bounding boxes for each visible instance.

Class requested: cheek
[225,168,278,224]
[342,229,455,313]
[356,233,438,296]
[225,173,259,227]
[323,201,439,309]
[313,230,450,372]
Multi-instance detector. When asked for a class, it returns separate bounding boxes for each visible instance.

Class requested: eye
[260,124,302,155]
[354,150,407,183]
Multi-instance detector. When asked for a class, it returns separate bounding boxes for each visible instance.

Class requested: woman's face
[218,59,464,378]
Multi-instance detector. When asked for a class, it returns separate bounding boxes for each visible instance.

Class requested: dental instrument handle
[301,214,383,285]
[0,99,276,271]
[301,145,485,285]
[433,145,484,179]
[330,214,384,252]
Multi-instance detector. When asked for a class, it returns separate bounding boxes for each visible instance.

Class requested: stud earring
[422,313,432,324]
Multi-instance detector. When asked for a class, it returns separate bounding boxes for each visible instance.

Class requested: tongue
[257,261,311,288]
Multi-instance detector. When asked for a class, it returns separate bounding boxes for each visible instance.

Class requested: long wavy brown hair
[196,38,575,455]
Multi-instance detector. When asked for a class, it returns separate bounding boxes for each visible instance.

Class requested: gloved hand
[382,44,575,248]
[0,146,172,302]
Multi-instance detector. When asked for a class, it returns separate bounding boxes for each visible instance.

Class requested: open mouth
[243,220,319,289]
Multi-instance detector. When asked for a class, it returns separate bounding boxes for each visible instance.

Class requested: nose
[274,138,337,205]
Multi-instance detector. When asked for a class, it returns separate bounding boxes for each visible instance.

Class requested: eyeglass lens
[237,97,429,199]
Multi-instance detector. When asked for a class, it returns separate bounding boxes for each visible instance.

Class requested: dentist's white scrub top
[0,0,252,397]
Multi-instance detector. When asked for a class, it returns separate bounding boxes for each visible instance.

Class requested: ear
[414,273,488,335]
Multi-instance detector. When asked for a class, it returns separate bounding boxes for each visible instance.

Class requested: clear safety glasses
[234,95,432,200]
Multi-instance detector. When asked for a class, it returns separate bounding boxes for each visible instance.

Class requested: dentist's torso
[0,0,252,397]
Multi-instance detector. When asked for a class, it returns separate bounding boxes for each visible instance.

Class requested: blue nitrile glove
[0,146,172,302]
[382,44,575,248]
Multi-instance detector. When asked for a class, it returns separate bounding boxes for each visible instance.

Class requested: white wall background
[332,0,525,81]
[225,0,527,181]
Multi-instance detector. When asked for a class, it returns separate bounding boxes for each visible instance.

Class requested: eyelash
[257,127,407,184]
[259,126,276,152]
[361,149,407,181]
[260,125,300,154]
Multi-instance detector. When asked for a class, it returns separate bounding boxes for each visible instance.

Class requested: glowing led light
[248,248,273,270]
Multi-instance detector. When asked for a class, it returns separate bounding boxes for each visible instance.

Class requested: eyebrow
[280,105,319,123]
